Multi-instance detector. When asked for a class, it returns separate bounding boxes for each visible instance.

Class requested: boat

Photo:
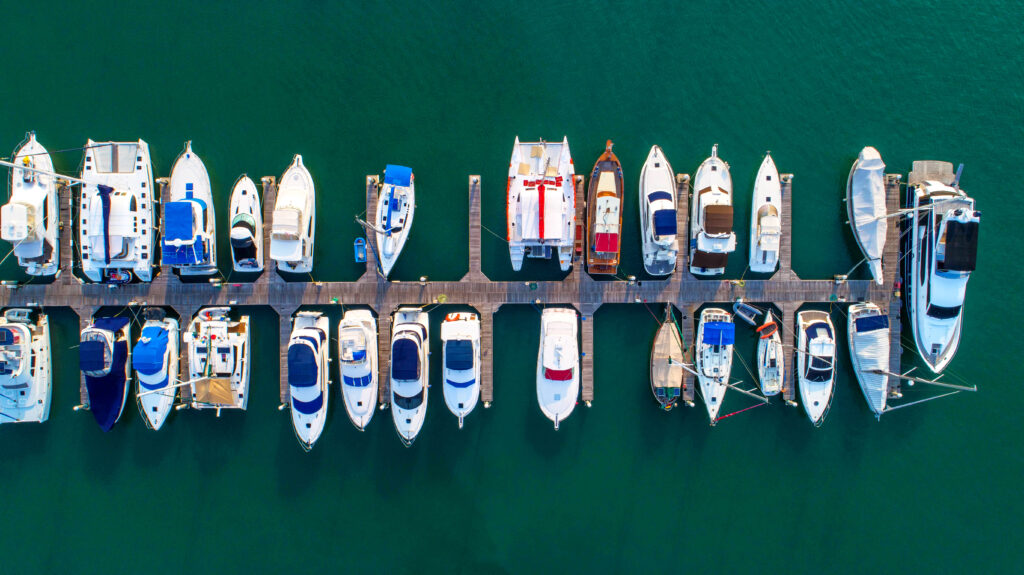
[228,175,263,272]
[797,310,836,426]
[1,133,59,276]
[80,316,131,431]
[755,311,783,396]
[353,238,367,263]
[507,137,576,272]
[374,165,415,278]
[732,300,761,326]
[536,307,579,429]
[905,161,979,373]
[162,141,217,276]
[748,153,782,273]
[391,308,429,446]
[847,147,887,284]
[182,307,250,414]
[0,308,52,425]
[847,302,890,418]
[649,304,684,410]
[288,311,330,451]
[79,140,155,283]
[441,312,480,428]
[132,309,179,430]
[689,144,736,276]
[586,140,623,275]
[338,309,377,430]
[695,308,734,424]
[270,155,315,273]
[639,145,679,276]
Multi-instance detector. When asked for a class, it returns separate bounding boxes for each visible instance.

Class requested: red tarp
[545,367,573,381]
[594,232,619,253]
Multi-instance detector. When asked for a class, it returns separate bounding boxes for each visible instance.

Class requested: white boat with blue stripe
[289,311,330,451]
[339,309,377,431]
[375,165,414,278]
[391,308,429,446]
[162,141,216,276]
[441,312,480,429]
[132,310,179,431]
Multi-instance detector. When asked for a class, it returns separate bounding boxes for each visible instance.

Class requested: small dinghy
[846,147,887,284]
[650,304,684,410]
[80,316,132,432]
[162,141,217,276]
[288,311,330,451]
[391,308,429,446]
[537,307,579,429]
[756,312,784,396]
[748,153,782,273]
[339,309,377,430]
[375,165,415,278]
[847,302,890,417]
[132,309,179,431]
[1,133,59,276]
[732,300,761,326]
[0,308,52,425]
[797,310,836,426]
[229,175,263,272]
[353,238,367,263]
[696,308,734,424]
[442,312,481,428]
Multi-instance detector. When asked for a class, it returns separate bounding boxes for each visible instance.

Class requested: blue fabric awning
[392,338,419,380]
[288,344,318,388]
[648,191,672,203]
[702,321,735,345]
[445,340,474,371]
[343,373,372,387]
[164,201,195,242]
[384,164,412,187]
[855,314,889,333]
[132,326,168,376]
[293,392,323,415]
[653,209,677,236]
[79,340,107,371]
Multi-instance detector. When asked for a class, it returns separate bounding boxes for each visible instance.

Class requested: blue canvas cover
[653,209,677,236]
[164,201,195,242]
[79,340,107,372]
[383,165,412,187]
[98,184,113,264]
[702,321,735,345]
[445,340,474,371]
[855,314,889,333]
[647,191,672,203]
[94,317,130,332]
[84,339,128,432]
[292,393,323,415]
[392,338,419,380]
[288,344,318,388]
[162,201,208,266]
[132,326,168,376]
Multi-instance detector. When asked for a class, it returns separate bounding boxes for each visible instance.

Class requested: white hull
[689,145,736,276]
[391,309,429,446]
[695,308,733,424]
[749,153,781,273]
[639,145,678,276]
[229,175,263,272]
[441,312,480,428]
[536,308,579,429]
[0,309,52,425]
[846,147,887,285]
[135,317,179,431]
[375,166,415,278]
[756,312,783,396]
[271,155,315,274]
[847,303,889,417]
[507,137,576,272]
[339,310,378,430]
[2,133,59,276]
[797,311,836,426]
[185,308,250,412]
[165,141,217,276]
[289,312,330,451]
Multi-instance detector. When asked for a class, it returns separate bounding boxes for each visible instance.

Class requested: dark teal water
[1,1,1022,573]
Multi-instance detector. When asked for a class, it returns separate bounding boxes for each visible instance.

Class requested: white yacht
[183,307,250,415]
[162,141,216,276]
[441,312,480,429]
[749,153,782,273]
[391,308,429,446]
[80,316,131,432]
[905,162,979,373]
[339,309,377,430]
[695,308,734,424]
[797,310,836,426]
[375,164,415,278]
[132,309,179,431]
[270,155,315,273]
[639,145,679,276]
[847,302,890,418]
[0,308,51,425]
[689,145,736,276]
[507,137,576,272]
[1,133,59,276]
[288,311,330,451]
[847,147,887,284]
[229,175,263,272]
[756,311,784,396]
[536,307,579,429]
[79,140,155,283]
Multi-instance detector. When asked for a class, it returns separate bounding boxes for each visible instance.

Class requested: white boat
[270,155,315,273]
[391,308,429,446]
[183,307,250,415]
[374,165,415,278]
[162,141,217,276]
[132,310,179,431]
[748,153,782,273]
[639,145,679,276]
[1,133,59,276]
[689,144,736,276]
[755,311,783,396]
[288,311,330,451]
[339,309,377,430]
[229,175,263,272]
[0,308,51,425]
[507,137,576,272]
[905,162,979,373]
[847,302,890,418]
[847,147,887,284]
[79,140,155,283]
[536,307,579,429]
[441,312,480,428]
[797,310,836,426]
[80,316,132,431]
[695,308,734,424]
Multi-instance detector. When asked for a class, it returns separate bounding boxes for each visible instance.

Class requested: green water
[1,1,1022,573]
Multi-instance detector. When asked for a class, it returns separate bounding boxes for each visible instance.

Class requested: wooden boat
[585,140,623,275]
[650,304,684,410]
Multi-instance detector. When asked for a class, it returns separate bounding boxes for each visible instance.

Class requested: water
[1,1,1022,573]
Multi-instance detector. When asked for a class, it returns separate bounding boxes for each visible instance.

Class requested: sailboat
[270,155,315,273]
[695,308,734,424]
[162,141,217,276]
[847,302,890,417]
[797,310,836,426]
[756,311,784,396]
[391,308,429,446]
[1,133,59,276]
[689,145,736,276]
[0,308,52,425]
[639,145,679,276]
[375,164,415,278]
[80,316,132,431]
[183,307,250,414]
[537,307,579,429]
[748,153,782,273]
[441,312,480,428]
[649,304,684,410]
[846,147,887,284]
[339,309,377,430]
[506,137,576,272]
[586,140,623,275]
[288,311,330,451]
[229,175,263,272]
[132,309,179,431]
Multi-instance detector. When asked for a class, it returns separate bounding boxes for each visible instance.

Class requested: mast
[0,158,87,185]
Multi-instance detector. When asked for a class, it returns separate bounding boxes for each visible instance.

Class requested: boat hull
[586,141,623,275]
[229,175,264,273]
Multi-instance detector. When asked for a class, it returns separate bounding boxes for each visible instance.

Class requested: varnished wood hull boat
[586,140,623,275]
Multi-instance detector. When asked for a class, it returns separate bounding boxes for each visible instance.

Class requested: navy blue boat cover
[384,165,413,187]
[98,184,113,264]
[855,314,889,333]
[445,340,474,371]
[653,209,677,236]
[392,338,419,380]
[84,340,129,433]
[162,201,208,265]
[702,322,735,345]
[647,191,672,203]
[133,326,168,376]
[288,344,318,388]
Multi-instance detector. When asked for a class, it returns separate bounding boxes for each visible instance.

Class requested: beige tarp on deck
[194,378,234,406]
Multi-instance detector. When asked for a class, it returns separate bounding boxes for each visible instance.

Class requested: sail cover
[384,165,412,187]
[849,147,887,265]
[132,326,168,376]
[852,314,889,413]
[392,338,420,380]
[702,322,735,345]
[445,340,474,371]
[943,220,978,272]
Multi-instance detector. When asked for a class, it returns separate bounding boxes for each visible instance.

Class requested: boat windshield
[926,303,961,320]
[394,388,424,409]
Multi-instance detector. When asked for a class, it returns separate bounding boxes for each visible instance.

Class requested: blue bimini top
[702,321,735,345]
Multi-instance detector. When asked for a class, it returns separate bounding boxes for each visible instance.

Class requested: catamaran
[797,310,836,426]
[639,145,679,276]
[586,141,623,275]
[183,307,250,415]
[270,155,315,273]
[695,308,734,424]
[537,307,579,429]
[162,141,217,276]
[441,312,480,428]
[0,308,51,425]
[80,316,131,431]
[507,137,576,272]
[374,164,415,278]
[650,304,684,410]
[339,309,377,430]
[755,311,784,396]
[229,175,263,272]
[391,308,429,446]
[847,302,890,418]
[749,153,782,273]
[288,311,330,451]
[690,145,736,276]
[79,140,155,283]
[847,147,887,284]
[132,309,179,431]
[1,133,59,276]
